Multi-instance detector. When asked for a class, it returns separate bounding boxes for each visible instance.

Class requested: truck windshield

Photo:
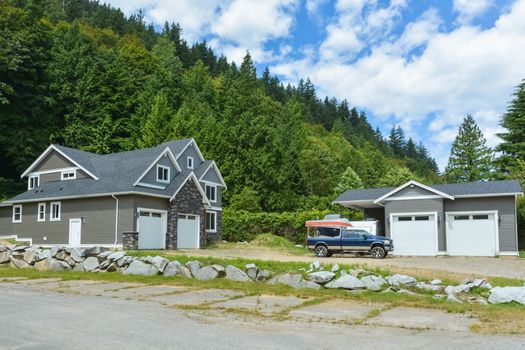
[313,227,341,237]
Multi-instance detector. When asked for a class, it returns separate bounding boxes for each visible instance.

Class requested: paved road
[1,282,525,350]
[177,248,525,279]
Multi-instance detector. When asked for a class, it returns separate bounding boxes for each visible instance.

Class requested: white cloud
[273,0,525,168]
[453,0,494,24]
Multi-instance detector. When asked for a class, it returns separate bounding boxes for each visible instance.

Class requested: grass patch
[206,233,308,256]
[0,238,29,246]
[519,251,525,259]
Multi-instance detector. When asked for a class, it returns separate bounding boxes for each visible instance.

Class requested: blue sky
[107,0,525,169]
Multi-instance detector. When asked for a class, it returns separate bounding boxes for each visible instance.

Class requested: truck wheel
[314,245,329,257]
[371,246,386,259]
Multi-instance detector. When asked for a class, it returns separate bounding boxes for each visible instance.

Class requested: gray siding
[178,144,203,170]
[33,151,74,172]
[389,186,437,198]
[385,198,445,251]
[0,206,11,235]
[2,196,134,245]
[201,166,222,184]
[141,155,178,186]
[444,196,517,252]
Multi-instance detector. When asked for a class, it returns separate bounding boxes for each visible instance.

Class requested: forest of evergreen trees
[0,0,444,210]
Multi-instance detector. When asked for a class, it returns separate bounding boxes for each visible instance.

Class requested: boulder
[308,271,335,284]
[72,262,84,272]
[9,256,32,269]
[245,263,258,280]
[149,256,169,272]
[386,274,417,286]
[225,265,250,282]
[430,279,442,285]
[340,270,348,276]
[211,264,226,276]
[331,264,340,272]
[99,259,112,270]
[12,245,28,252]
[50,246,61,257]
[480,282,493,290]
[488,286,525,305]
[256,269,271,281]
[468,296,489,305]
[194,265,221,280]
[107,251,125,262]
[447,293,463,303]
[37,250,51,261]
[0,244,7,252]
[97,250,113,262]
[34,258,70,271]
[106,262,118,272]
[415,282,443,292]
[70,248,85,262]
[186,260,202,276]
[64,256,77,267]
[55,250,69,261]
[83,257,100,272]
[23,250,39,264]
[0,251,11,264]
[123,260,159,276]
[312,260,321,269]
[325,275,366,290]
[269,273,320,289]
[361,275,387,291]
[117,256,133,267]
[163,261,192,278]
[444,284,472,295]
[350,268,369,278]
[84,246,107,257]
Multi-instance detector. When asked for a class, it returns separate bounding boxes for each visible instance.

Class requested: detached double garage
[138,210,201,249]
[335,180,522,257]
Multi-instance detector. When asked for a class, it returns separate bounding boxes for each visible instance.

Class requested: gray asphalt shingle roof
[334,180,522,203]
[7,139,198,203]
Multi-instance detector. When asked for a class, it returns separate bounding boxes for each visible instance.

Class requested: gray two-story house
[0,138,226,249]
[334,180,522,256]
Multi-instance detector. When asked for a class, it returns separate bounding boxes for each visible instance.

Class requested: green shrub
[222,209,363,243]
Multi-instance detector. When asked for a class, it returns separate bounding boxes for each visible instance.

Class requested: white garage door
[446,212,497,256]
[138,210,166,249]
[177,214,200,249]
[391,213,437,256]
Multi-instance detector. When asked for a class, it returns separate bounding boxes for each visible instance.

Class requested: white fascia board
[21,145,99,180]
[198,161,227,189]
[176,138,205,162]
[133,147,181,187]
[373,180,454,204]
[4,191,170,204]
[454,193,523,199]
[170,172,210,205]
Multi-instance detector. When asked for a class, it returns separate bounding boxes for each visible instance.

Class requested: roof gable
[373,180,454,204]
[196,161,227,188]
[133,147,181,187]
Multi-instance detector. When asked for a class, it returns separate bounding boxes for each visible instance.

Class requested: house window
[50,202,61,221]
[187,156,194,169]
[37,203,46,222]
[28,175,39,190]
[157,165,170,183]
[206,211,217,232]
[398,216,412,221]
[61,170,76,180]
[454,215,469,220]
[205,184,217,202]
[12,205,22,223]
[414,216,430,221]
[473,215,489,220]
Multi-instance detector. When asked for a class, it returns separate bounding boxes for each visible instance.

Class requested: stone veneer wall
[122,231,138,250]
[166,178,205,249]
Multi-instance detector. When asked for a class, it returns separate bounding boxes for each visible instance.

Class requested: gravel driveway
[176,248,525,280]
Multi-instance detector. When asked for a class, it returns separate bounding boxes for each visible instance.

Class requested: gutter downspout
[112,194,119,247]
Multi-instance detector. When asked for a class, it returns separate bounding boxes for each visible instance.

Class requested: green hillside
[0,0,440,209]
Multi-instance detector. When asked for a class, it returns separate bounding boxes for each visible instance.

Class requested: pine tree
[405,138,417,158]
[496,79,525,175]
[388,125,406,157]
[334,167,363,194]
[139,92,173,147]
[444,115,493,182]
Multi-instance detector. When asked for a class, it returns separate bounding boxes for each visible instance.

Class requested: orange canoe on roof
[305,219,353,227]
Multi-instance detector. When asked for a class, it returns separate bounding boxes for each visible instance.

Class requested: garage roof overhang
[332,199,384,210]
[373,180,454,204]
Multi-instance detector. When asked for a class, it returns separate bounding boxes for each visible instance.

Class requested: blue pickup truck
[306,227,393,259]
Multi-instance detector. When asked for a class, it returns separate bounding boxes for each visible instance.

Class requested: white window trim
[61,170,77,180]
[205,184,217,203]
[12,205,22,223]
[37,203,46,222]
[156,165,170,183]
[187,156,194,169]
[50,201,61,222]
[28,175,40,190]
[206,211,217,232]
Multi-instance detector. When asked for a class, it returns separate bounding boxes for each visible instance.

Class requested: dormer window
[205,184,217,202]
[28,175,39,190]
[61,170,76,180]
[157,165,170,183]
[187,156,194,169]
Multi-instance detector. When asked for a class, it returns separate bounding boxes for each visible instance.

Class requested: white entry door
[68,218,82,246]
[138,210,166,249]
[446,212,498,256]
[177,214,200,248]
[391,213,437,256]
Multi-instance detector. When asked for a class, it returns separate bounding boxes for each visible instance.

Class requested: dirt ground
[175,247,525,280]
